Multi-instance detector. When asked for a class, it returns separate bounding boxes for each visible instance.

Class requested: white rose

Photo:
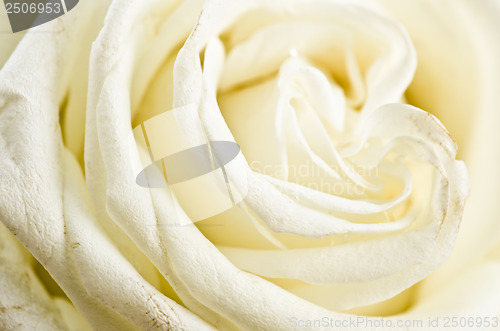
[0,0,497,330]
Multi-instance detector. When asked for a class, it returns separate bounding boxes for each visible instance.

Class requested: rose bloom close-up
[1,0,500,330]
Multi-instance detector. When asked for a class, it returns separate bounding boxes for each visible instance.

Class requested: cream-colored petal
[0,223,78,331]
[0,10,24,70]
[376,0,500,304]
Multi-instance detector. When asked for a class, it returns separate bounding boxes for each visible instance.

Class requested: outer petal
[376,0,500,300]
[400,261,500,330]
[0,9,24,69]
[0,223,85,331]
[0,1,215,329]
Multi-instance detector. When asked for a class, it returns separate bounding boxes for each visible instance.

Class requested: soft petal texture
[0,1,215,329]
[0,10,24,69]
[375,0,500,303]
[180,0,468,312]
[0,223,90,331]
[82,1,468,327]
[0,0,487,329]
